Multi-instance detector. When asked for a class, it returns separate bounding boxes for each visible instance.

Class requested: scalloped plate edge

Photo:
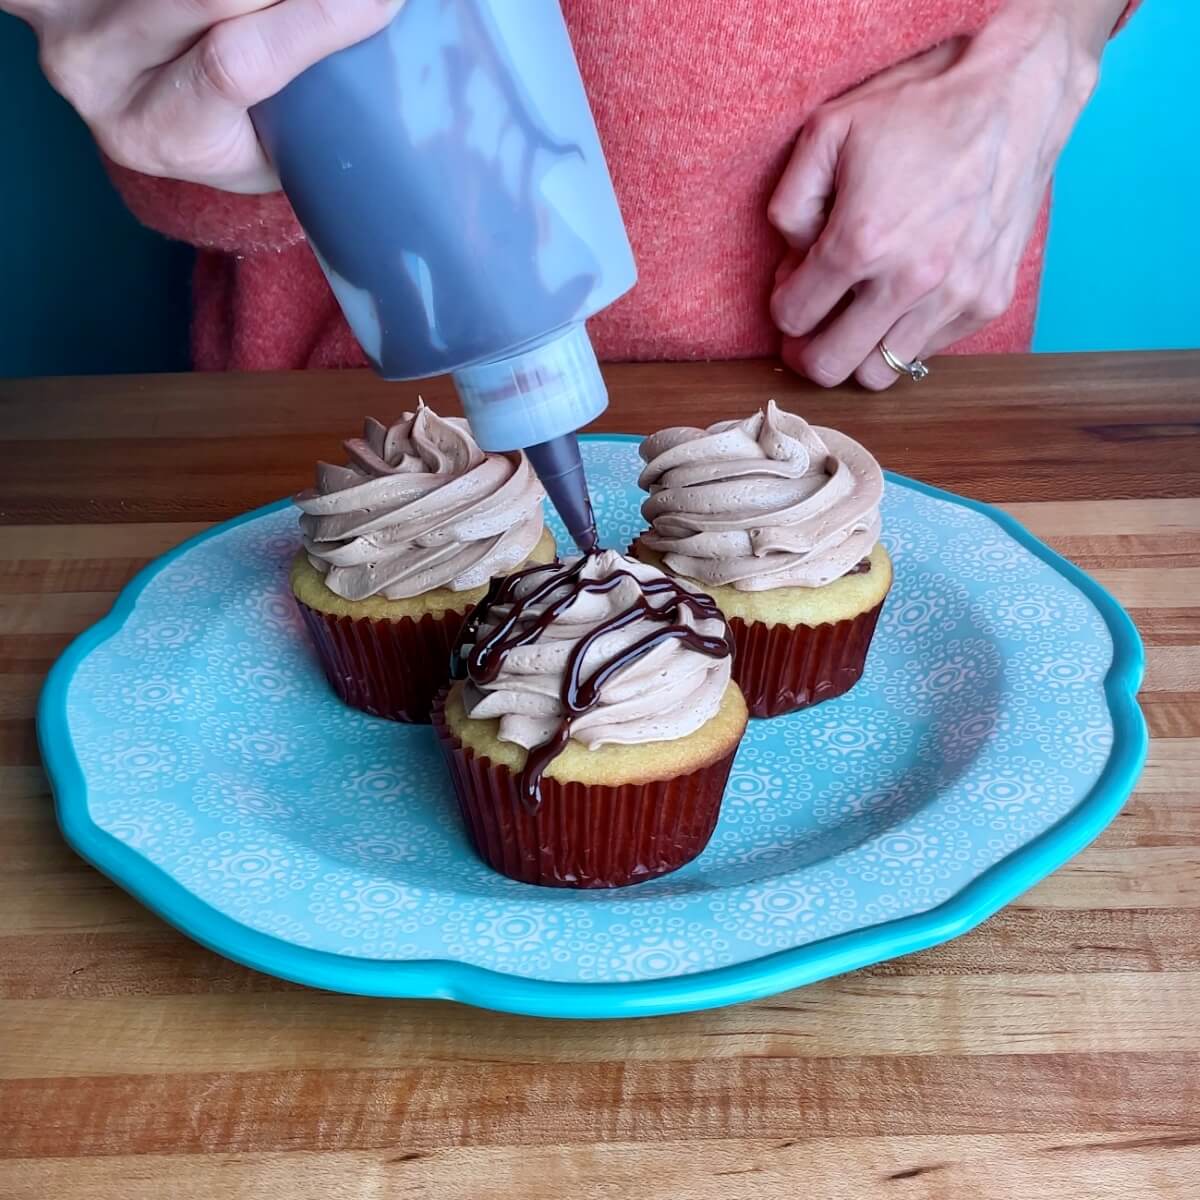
[37,435,1148,1019]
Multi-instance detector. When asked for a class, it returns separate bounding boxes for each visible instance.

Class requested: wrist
[965,0,1121,112]
[1046,0,1129,59]
[986,0,1126,60]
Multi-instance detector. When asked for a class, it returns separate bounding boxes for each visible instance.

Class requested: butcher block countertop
[0,352,1197,1199]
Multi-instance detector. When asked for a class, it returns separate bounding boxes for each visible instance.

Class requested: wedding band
[879,341,930,382]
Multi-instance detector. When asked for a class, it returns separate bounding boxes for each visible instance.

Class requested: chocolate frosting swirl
[637,400,883,590]
[453,551,734,806]
[295,404,545,600]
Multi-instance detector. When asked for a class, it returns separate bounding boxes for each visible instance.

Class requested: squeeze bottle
[251,0,637,551]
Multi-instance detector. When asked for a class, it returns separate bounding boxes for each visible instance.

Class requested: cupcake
[292,403,556,722]
[633,400,891,718]
[433,551,748,888]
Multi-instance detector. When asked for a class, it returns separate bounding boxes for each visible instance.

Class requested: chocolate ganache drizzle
[451,552,735,810]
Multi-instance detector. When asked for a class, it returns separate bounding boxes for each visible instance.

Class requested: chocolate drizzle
[451,556,734,810]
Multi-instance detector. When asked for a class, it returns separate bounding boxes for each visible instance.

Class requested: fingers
[34,1,280,118]
[177,0,402,112]
[771,221,947,364]
[853,299,955,391]
[776,246,1019,391]
[27,0,404,193]
[124,0,283,68]
[780,275,973,392]
[852,265,1016,389]
[119,0,402,190]
[770,242,858,343]
[783,280,910,388]
[768,47,971,345]
[768,109,847,255]
[769,51,949,251]
[771,171,952,342]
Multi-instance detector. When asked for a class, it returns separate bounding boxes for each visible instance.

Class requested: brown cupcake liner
[626,537,887,718]
[295,600,467,724]
[729,598,887,718]
[432,690,737,889]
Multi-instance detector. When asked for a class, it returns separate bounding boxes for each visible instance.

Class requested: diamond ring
[879,341,930,382]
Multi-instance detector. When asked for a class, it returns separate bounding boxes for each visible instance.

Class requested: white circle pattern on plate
[64,441,1119,984]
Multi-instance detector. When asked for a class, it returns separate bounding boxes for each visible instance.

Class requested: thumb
[767,108,846,254]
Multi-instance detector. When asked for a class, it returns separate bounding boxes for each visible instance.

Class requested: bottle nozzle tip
[524,434,599,554]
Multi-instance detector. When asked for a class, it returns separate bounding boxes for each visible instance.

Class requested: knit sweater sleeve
[104,160,305,255]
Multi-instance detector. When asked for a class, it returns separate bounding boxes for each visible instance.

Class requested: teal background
[0,16,191,378]
[0,3,1194,376]
[1033,1,1198,352]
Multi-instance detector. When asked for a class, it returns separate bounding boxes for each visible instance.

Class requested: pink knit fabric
[106,0,1134,372]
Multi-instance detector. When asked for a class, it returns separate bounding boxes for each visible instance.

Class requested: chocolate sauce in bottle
[251,1,634,551]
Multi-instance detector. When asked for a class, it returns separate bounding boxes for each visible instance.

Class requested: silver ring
[879,341,929,382]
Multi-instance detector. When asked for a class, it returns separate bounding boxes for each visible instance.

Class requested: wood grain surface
[0,352,1197,1199]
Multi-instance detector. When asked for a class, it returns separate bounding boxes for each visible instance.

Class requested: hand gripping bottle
[251,0,637,550]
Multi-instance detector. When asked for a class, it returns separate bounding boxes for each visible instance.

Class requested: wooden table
[1,353,1197,1198]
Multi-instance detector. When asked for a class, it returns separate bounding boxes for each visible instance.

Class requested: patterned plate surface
[40,436,1146,1017]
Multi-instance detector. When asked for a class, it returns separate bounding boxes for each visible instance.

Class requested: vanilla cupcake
[433,551,748,888]
[633,400,891,717]
[292,403,556,722]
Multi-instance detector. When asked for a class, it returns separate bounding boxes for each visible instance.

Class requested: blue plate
[39,435,1147,1018]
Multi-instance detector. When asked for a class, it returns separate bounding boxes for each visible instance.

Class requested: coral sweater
[106,0,1124,372]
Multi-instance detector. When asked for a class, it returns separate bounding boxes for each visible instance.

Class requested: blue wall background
[0,2,1194,376]
[1034,0,1197,352]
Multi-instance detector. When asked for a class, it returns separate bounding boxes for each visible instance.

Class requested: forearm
[979,0,1133,71]
[957,0,1131,163]
[1042,0,1134,58]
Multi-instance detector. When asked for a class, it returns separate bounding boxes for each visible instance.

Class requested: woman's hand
[2,0,402,193]
[769,0,1127,389]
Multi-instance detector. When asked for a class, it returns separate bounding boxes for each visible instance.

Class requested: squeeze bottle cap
[451,324,607,453]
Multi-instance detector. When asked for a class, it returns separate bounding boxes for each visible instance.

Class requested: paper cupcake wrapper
[432,691,737,889]
[729,597,887,718]
[295,600,467,724]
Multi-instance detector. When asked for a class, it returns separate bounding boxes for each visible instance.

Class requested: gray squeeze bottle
[250,0,636,551]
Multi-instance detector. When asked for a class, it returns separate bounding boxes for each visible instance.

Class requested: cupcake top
[295,403,545,600]
[454,550,734,803]
[637,400,884,591]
